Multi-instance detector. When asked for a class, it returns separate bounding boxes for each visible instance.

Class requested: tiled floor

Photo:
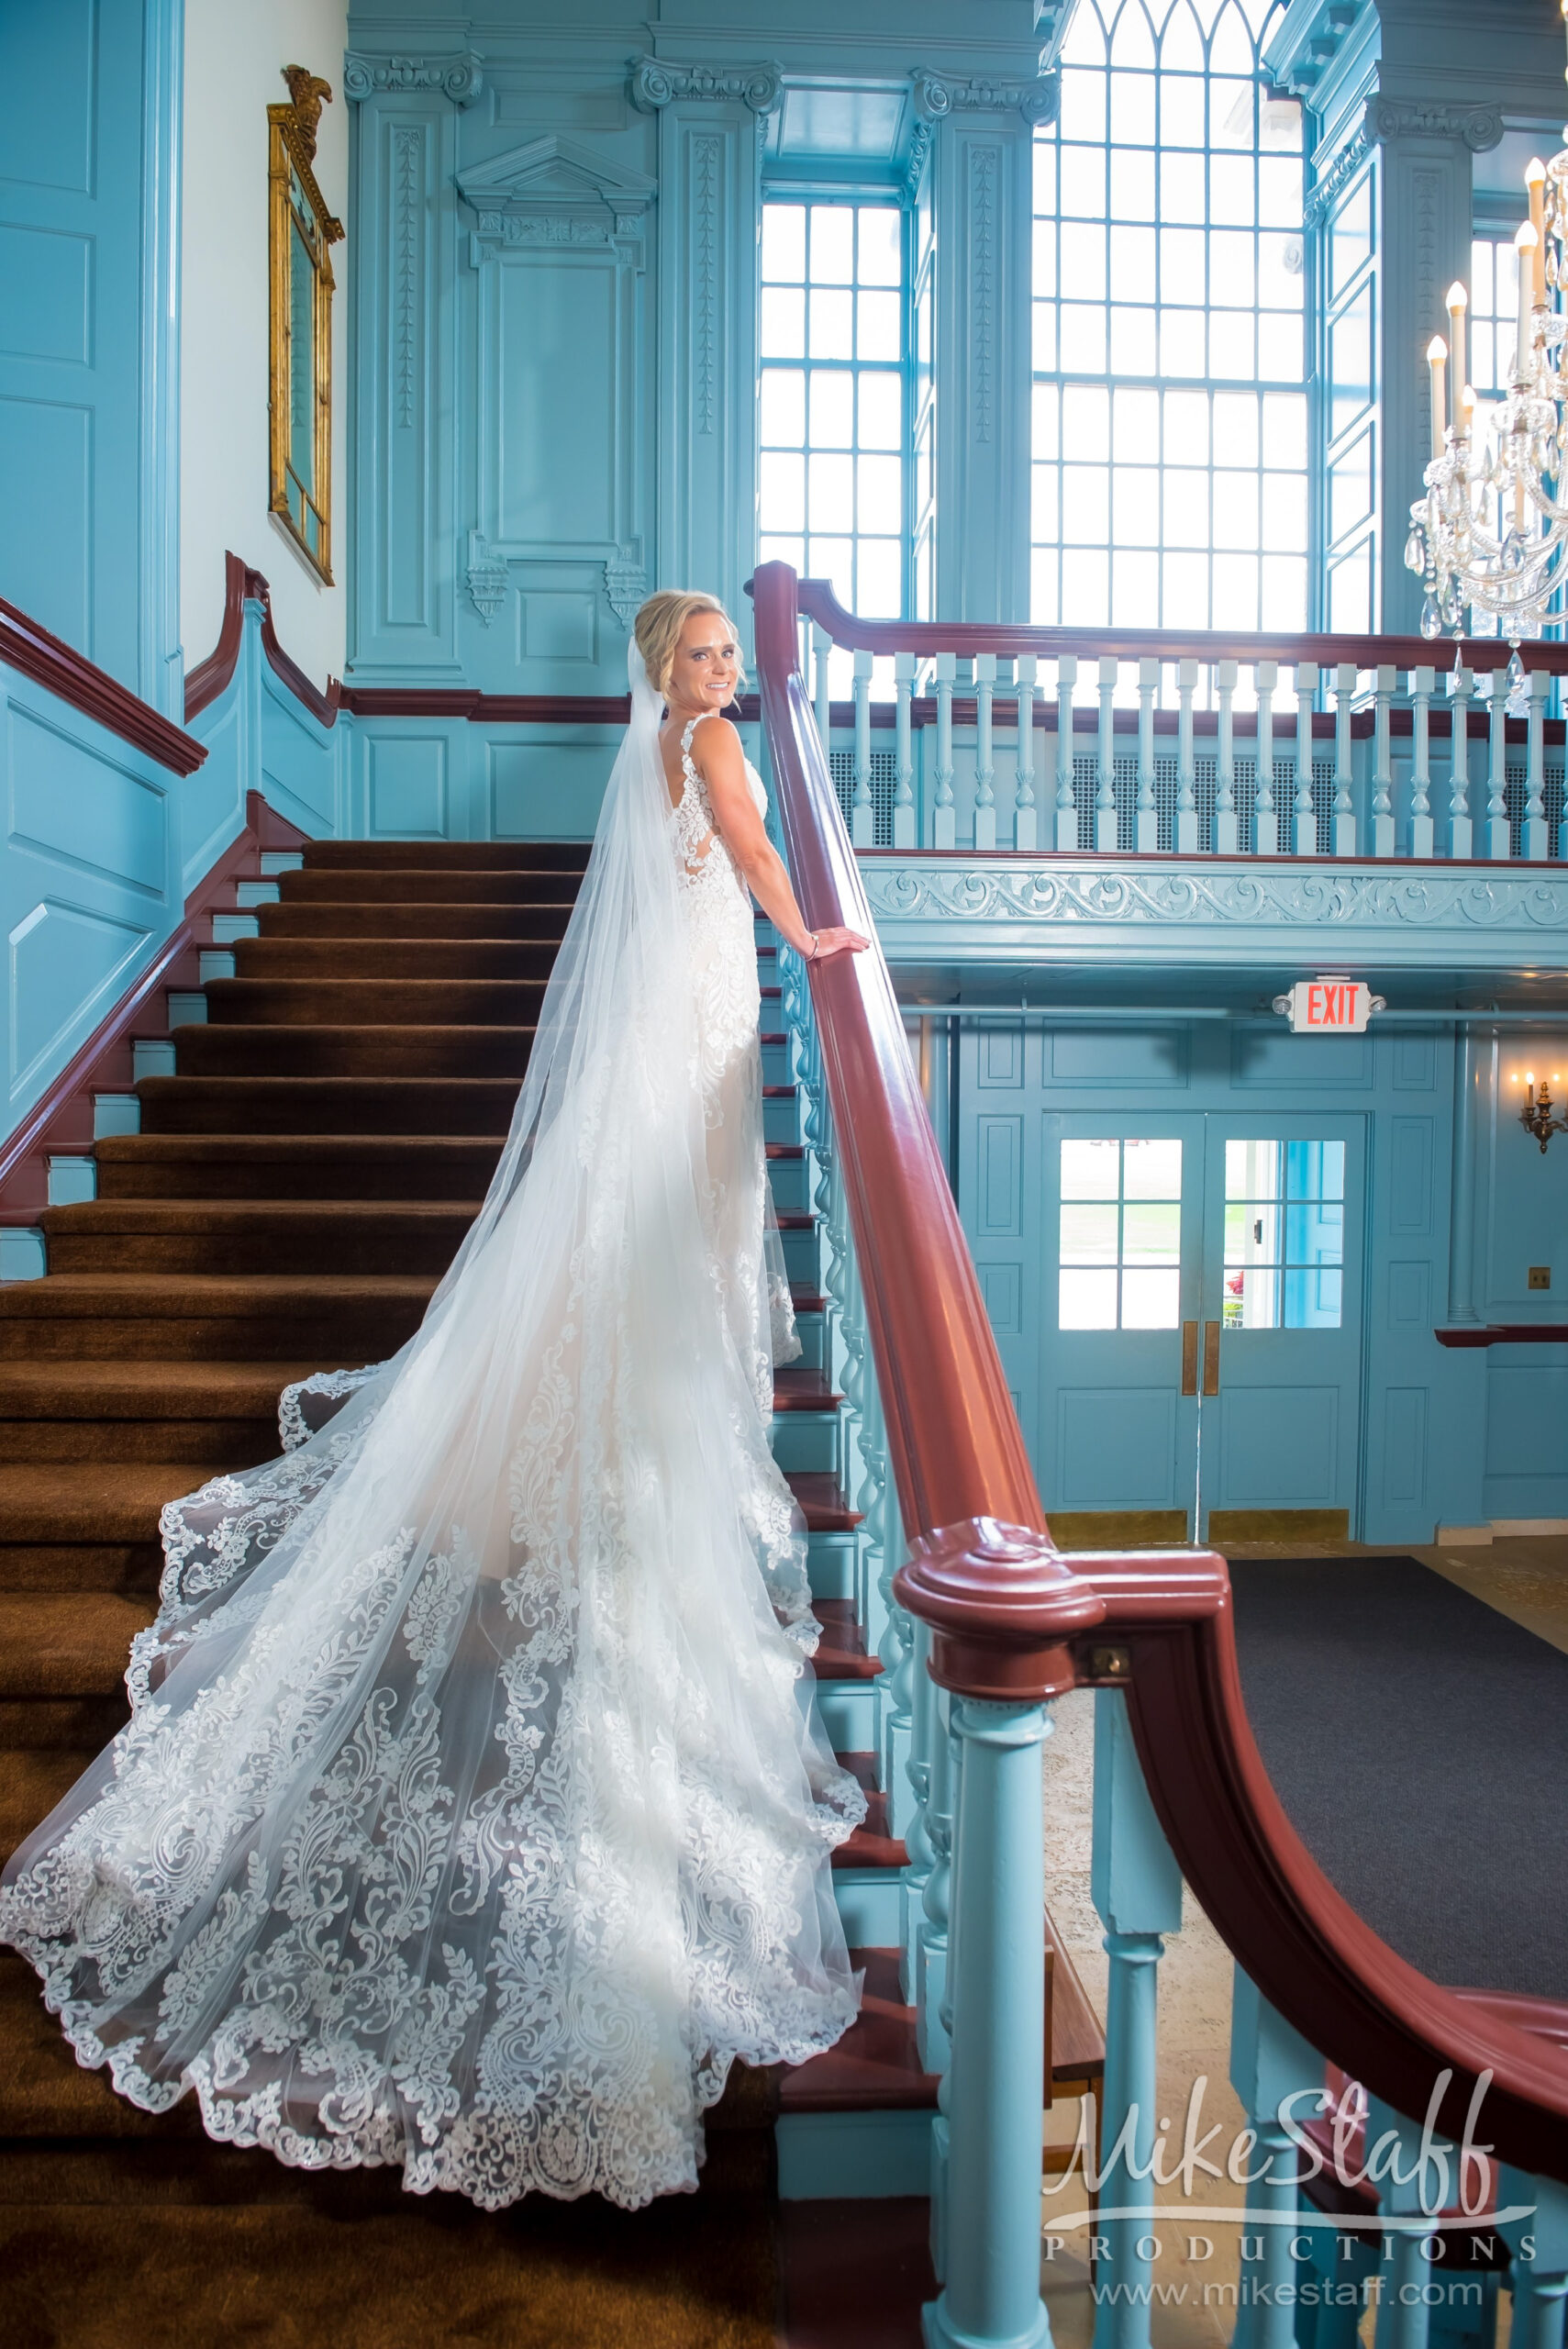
[1037,1538,1568,2346]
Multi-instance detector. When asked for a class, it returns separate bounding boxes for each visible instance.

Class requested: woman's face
[669,611,740,711]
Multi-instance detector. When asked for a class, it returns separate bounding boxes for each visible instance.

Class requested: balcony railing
[793,577,1568,865]
[751,560,1568,2349]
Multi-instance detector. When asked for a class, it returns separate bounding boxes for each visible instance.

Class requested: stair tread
[40,1201,484,1232]
[0,1464,228,1543]
[1,1273,437,1307]
[0,1590,148,1697]
[0,1362,319,1418]
[779,1949,938,2113]
[773,1367,841,1411]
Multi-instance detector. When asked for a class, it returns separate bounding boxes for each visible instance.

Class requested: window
[1223,1139,1343,1329]
[268,66,341,582]
[1470,233,1520,397]
[1322,161,1376,631]
[1059,1138,1183,1330]
[1030,0,1307,632]
[759,202,907,619]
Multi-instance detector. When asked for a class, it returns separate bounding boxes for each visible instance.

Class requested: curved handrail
[751,559,1568,2188]
[185,552,341,728]
[0,596,206,776]
[794,573,1568,677]
[1083,1553,1568,2185]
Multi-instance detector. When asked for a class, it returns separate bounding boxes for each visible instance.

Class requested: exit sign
[1276,977,1384,1034]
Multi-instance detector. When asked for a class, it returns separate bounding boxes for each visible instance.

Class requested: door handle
[1181,1320,1198,1396]
[1202,1319,1221,1397]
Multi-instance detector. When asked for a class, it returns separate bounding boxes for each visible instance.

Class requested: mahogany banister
[185,552,341,728]
[0,596,206,776]
[1075,1551,1568,2185]
[794,573,1568,677]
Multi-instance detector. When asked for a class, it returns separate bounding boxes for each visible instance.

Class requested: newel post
[895,1519,1106,2349]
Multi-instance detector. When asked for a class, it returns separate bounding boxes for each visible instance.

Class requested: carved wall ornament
[1302,126,1371,230]
[342,51,484,106]
[464,534,508,626]
[970,145,998,446]
[911,65,1060,128]
[602,559,648,628]
[280,65,333,162]
[904,117,936,204]
[1369,98,1504,153]
[457,135,655,255]
[628,54,784,116]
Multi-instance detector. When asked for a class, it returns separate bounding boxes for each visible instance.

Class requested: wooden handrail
[0,596,206,776]
[751,559,1568,2188]
[185,552,341,728]
[794,573,1568,677]
[1082,1553,1568,2187]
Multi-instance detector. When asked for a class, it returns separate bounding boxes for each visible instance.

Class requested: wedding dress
[0,651,865,2210]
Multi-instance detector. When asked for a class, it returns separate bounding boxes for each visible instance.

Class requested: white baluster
[1523,668,1550,861]
[1293,658,1318,854]
[1174,658,1199,852]
[1135,657,1159,852]
[813,622,831,751]
[1485,669,1510,860]
[1252,661,1278,856]
[933,652,956,851]
[1407,666,1435,859]
[851,649,874,847]
[973,653,997,852]
[1214,658,1239,853]
[1014,655,1038,852]
[894,651,916,850]
[1447,664,1474,859]
[1095,656,1118,852]
[1370,662,1396,857]
[1331,661,1358,855]
[1054,654,1079,851]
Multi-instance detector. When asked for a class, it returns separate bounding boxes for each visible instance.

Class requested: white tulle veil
[0,643,863,2210]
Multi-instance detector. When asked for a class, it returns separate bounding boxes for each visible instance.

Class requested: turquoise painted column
[1367,2098,1441,2349]
[1500,2169,1568,2349]
[924,1696,1052,2349]
[1090,1690,1184,2349]
[1229,1970,1319,2349]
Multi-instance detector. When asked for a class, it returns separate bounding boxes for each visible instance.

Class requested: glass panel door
[1197,1118,1364,1534]
[1040,1115,1207,1538]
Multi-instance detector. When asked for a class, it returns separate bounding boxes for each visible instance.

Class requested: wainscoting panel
[1056,1387,1179,1508]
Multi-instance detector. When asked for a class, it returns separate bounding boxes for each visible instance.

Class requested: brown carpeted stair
[0,836,917,2348]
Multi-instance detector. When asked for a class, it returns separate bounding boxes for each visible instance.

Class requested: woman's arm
[690,718,869,963]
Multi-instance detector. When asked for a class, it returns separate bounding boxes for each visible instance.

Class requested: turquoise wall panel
[1483,1355,1568,1520]
[9,706,167,897]
[368,737,448,838]
[0,0,174,705]
[1218,1385,1338,1506]
[1057,1388,1179,1508]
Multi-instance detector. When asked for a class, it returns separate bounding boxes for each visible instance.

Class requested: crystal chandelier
[1405,29,1568,717]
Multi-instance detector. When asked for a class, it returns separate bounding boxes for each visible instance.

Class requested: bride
[0,589,873,2211]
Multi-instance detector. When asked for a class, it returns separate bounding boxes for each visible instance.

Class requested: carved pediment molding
[457,135,656,250]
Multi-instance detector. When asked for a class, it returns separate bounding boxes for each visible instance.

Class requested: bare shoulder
[689,712,744,774]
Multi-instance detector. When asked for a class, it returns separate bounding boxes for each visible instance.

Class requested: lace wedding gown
[0,667,866,2210]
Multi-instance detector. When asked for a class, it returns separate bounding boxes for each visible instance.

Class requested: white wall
[181,0,350,693]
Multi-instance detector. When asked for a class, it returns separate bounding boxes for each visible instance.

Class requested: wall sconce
[1512,1068,1568,1152]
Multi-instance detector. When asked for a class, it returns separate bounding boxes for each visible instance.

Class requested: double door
[976,1112,1363,1542]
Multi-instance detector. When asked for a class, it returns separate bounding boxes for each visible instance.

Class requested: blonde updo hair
[633,589,747,700]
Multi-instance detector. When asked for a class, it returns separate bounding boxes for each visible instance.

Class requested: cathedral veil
[0,643,863,2210]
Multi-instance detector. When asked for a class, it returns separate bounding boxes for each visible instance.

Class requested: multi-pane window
[1470,234,1522,395]
[1059,1138,1183,1330]
[758,202,907,618]
[1030,0,1307,631]
[1223,1139,1344,1329]
[1322,160,1376,630]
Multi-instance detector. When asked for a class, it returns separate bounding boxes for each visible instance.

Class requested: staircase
[0,838,931,2317]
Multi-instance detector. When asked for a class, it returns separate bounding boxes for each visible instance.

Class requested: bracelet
[806,932,820,962]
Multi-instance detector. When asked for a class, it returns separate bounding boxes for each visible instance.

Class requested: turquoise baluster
[1091,1688,1184,2349]
[1229,1970,1318,2349]
[916,1655,953,2073]
[925,1694,1052,2349]
[1501,2169,1568,2349]
[1366,2096,1444,2349]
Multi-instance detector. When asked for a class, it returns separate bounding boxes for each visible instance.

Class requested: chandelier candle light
[1407,7,1568,711]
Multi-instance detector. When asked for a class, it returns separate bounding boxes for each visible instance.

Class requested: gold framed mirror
[268,66,343,582]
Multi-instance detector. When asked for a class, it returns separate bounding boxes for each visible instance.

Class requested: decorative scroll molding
[457,135,654,259]
[904,117,936,203]
[465,533,508,625]
[602,559,647,628]
[1303,127,1371,229]
[342,51,484,106]
[861,858,1568,939]
[628,53,784,116]
[970,145,998,446]
[691,134,720,437]
[1370,98,1504,153]
[912,65,1059,128]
